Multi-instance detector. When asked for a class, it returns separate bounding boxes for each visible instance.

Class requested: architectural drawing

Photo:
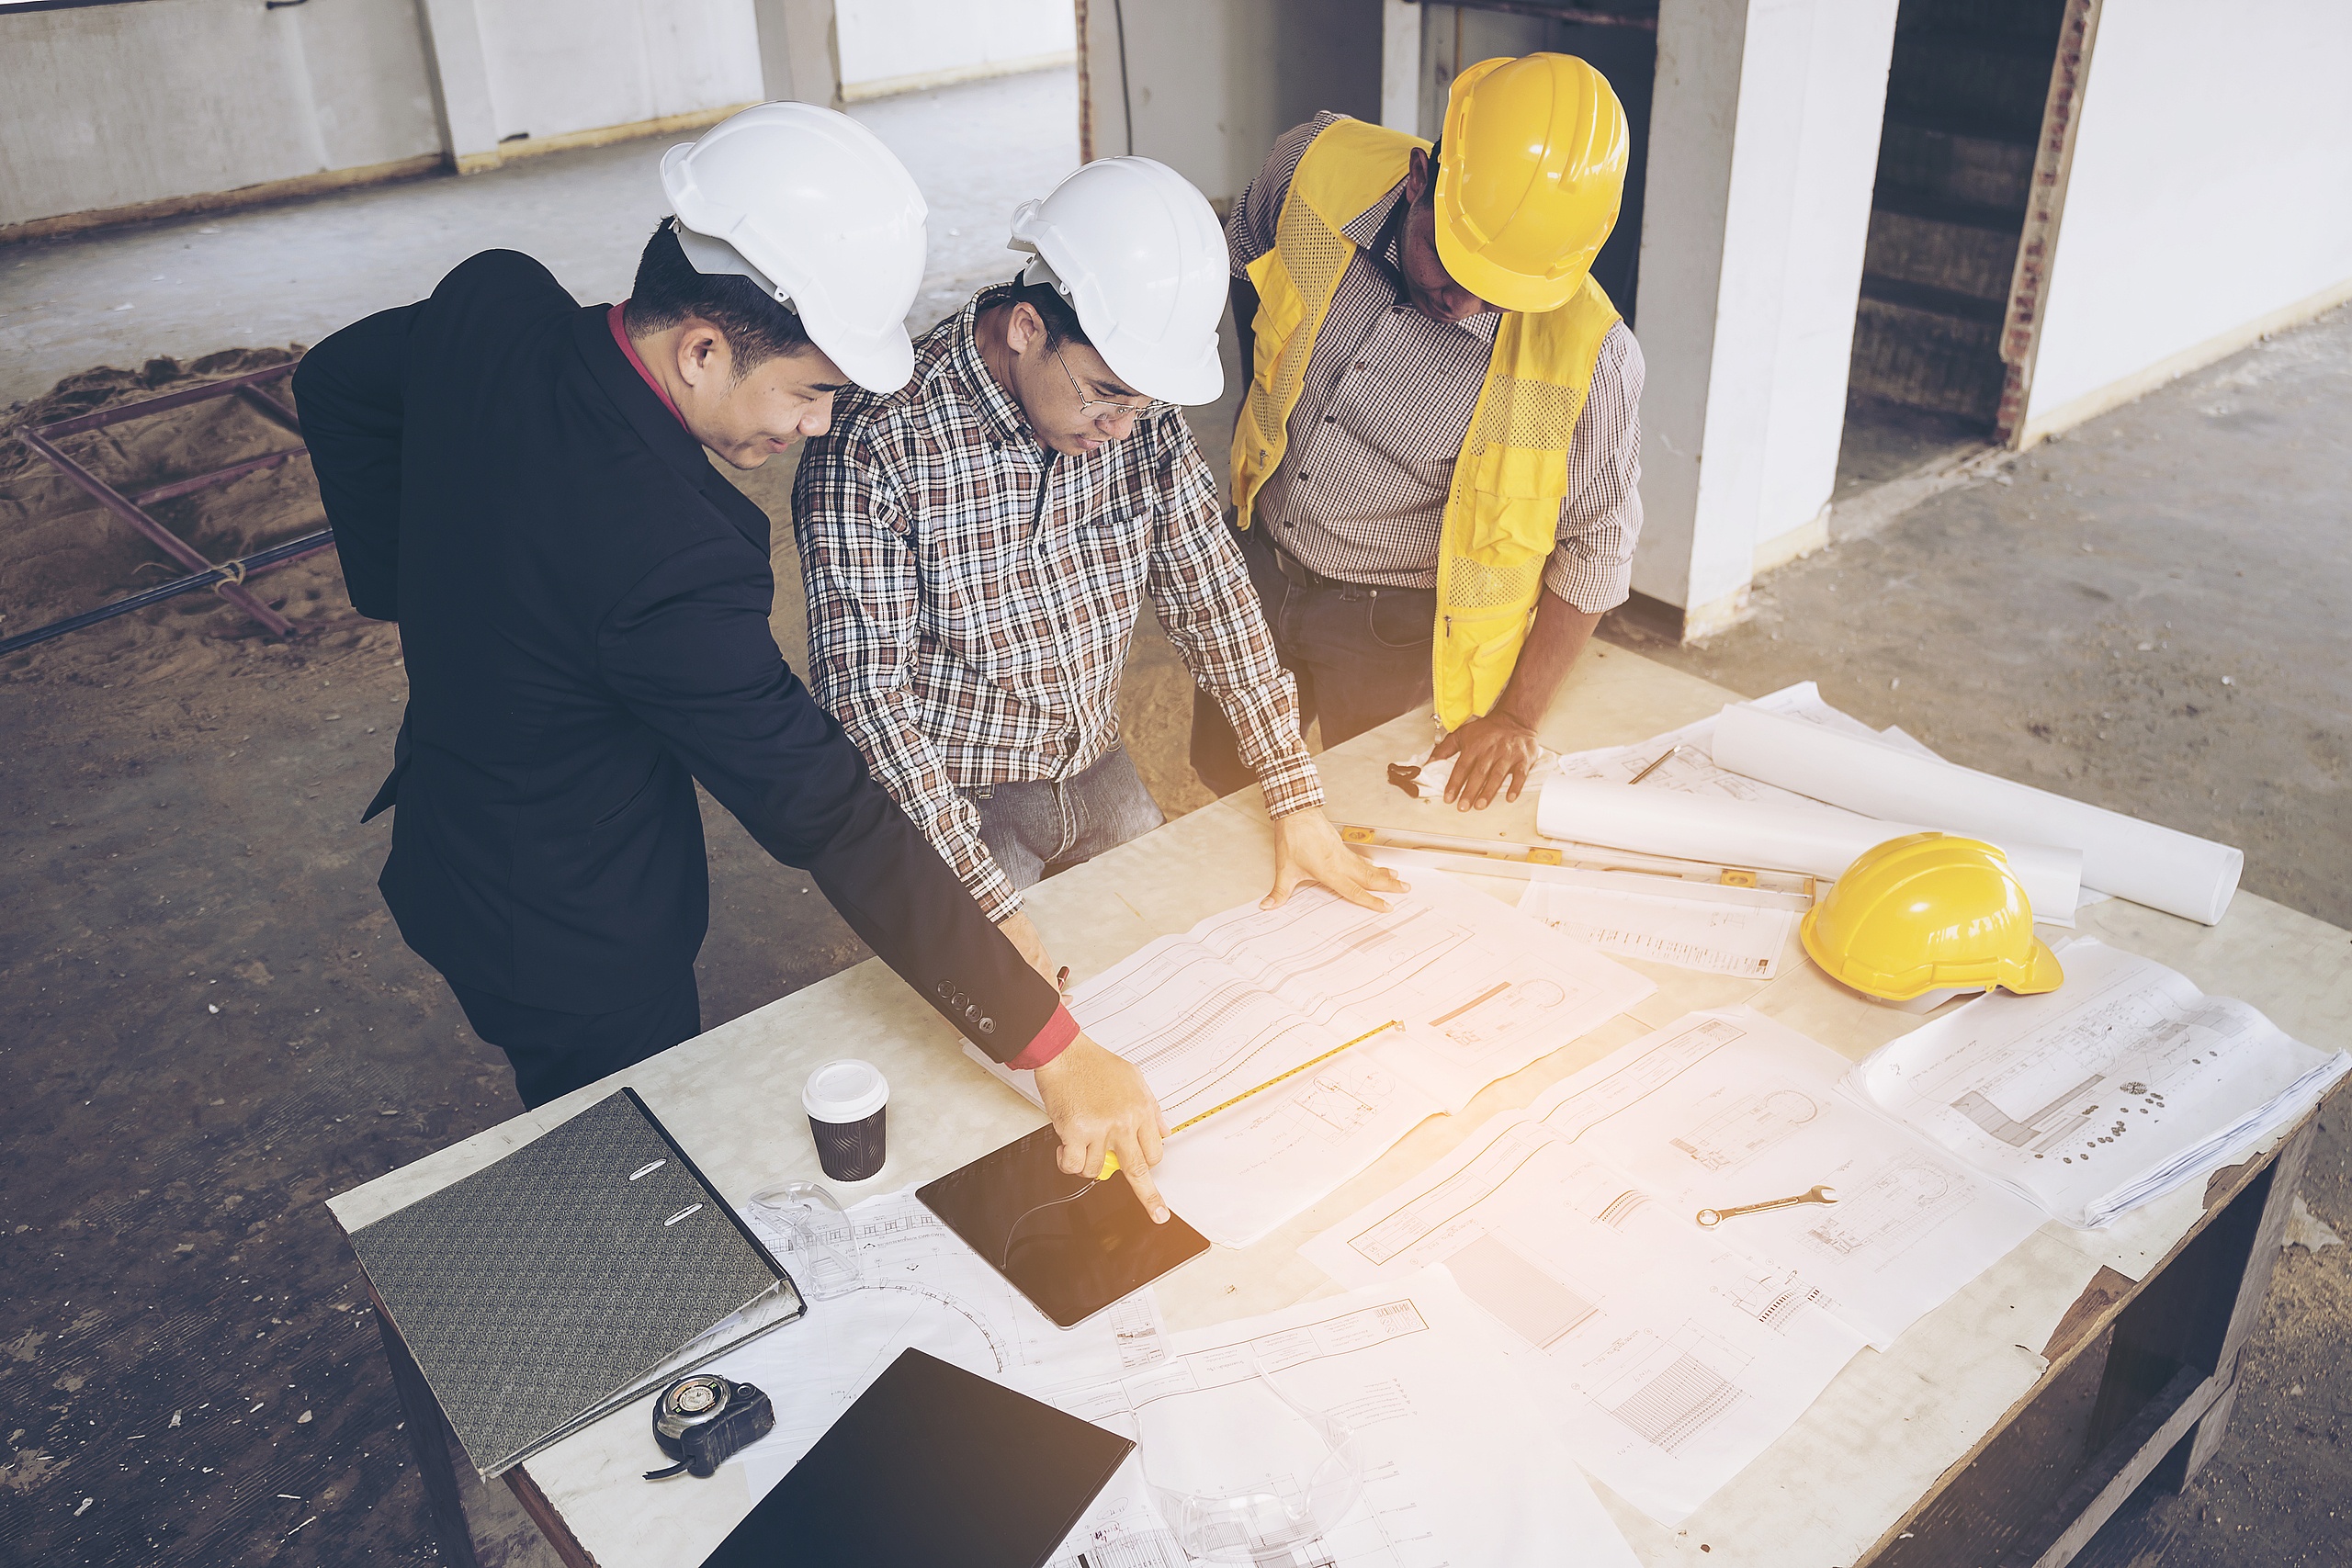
[1526,1008,2047,1350]
[1668,1087,1822,1171]
[1851,940,2350,1226]
[1031,1278,1639,1568]
[1303,1111,1867,1525]
[971,874,1654,1247]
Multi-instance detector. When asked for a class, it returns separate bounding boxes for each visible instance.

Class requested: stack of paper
[973,874,1655,1247]
[1031,1272,1641,1568]
[1847,941,2349,1227]
[1304,1007,2043,1523]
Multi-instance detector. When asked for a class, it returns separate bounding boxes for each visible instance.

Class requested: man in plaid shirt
[794,159,1398,985]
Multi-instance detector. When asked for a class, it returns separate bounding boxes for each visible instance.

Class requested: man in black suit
[294,105,1171,1217]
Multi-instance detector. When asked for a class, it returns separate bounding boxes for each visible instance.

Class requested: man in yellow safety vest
[1193,53,1644,813]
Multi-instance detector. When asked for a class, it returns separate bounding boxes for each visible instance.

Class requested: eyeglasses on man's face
[1051,346,1174,424]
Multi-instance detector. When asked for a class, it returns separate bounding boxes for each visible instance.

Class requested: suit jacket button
[935,980,952,999]
[952,990,969,1010]
[964,1003,981,1022]
[978,1017,995,1035]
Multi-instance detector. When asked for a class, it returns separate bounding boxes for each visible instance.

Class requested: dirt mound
[1,349,390,687]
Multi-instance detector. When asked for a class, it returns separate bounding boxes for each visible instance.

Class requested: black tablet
[917,1125,1210,1328]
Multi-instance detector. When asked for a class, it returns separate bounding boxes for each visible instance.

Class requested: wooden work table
[326,642,2346,1568]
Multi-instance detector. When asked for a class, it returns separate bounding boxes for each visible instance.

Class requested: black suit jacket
[294,250,1055,1056]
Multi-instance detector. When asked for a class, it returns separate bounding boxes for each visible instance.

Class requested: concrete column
[753,0,842,109]
[1630,0,1896,637]
[1380,0,1422,134]
[411,0,503,174]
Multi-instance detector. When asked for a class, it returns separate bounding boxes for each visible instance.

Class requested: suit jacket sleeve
[293,305,416,621]
[596,538,1060,1062]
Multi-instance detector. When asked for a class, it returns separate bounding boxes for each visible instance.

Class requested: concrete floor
[5,64,2346,1567]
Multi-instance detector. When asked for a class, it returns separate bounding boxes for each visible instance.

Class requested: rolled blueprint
[1711,705,2241,925]
[1532,779,2084,920]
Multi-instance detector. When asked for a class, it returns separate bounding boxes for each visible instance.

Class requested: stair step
[1859,274,2009,323]
[1877,119,2038,212]
[1849,295,2007,421]
[1888,35,2055,141]
[1865,209,2022,303]
[1896,0,2068,49]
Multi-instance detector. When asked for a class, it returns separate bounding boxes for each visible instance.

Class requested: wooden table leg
[368,1280,484,1568]
[2147,1116,2315,1491]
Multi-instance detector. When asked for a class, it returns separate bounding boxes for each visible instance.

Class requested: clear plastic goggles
[747,1180,862,1301]
[1142,1359,1363,1564]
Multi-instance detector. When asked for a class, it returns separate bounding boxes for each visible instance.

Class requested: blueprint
[973,873,1654,1247]
[1518,874,1800,978]
[1303,1110,1866,1524]
[1033,1273,1640,1568]
[713,1187,1169,1498]
[1528,1009,2046,1348]
[1849,940,2350,1227]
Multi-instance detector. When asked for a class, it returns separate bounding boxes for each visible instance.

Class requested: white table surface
[327,641,2352,1568]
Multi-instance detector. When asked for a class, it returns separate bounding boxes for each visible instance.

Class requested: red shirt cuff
[1006,1004,1079,1071]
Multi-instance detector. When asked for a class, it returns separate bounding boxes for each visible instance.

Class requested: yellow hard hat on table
[1803,833,2065,1002]
[1435,52,1630,313]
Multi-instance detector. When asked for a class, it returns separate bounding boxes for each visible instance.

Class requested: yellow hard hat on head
[1434,53,1629,313]
[1802,833,2065,1002]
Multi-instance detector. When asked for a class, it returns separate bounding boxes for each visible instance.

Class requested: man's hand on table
[1264,807,1408,912]
[1035,1034,1171,1223]
[1429,709,1542,811]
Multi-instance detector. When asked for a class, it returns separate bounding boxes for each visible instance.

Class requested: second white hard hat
[1008,157,1227,406]
[660,102,928,392]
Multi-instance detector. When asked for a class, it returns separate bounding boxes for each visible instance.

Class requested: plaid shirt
[793,288,1323,921]
[1231,113,1644,613]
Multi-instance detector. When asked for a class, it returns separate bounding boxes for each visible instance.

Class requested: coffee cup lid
[802,1058,888,1123]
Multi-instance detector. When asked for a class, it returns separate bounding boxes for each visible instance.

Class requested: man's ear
[676,322,729,389]
[1405,146,1431,207]
[1003,301,1043,357]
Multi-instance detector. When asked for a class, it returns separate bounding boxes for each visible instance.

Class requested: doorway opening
[1838,0,2068,500]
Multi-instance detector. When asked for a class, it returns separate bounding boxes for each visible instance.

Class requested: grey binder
[348,1088,804,1475]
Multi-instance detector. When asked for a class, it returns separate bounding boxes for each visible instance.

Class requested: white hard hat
[1008,157,1226,406]
[660,102,928,393]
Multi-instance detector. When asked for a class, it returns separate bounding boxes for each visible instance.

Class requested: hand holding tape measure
[1094,1019,1404,1181]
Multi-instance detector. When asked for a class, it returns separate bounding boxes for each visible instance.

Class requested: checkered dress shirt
[793,288,1324,921]
[1230,113,1645,613]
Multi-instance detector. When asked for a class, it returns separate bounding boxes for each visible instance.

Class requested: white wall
[1079,0,1383,206]
[2020,0,2352,432]
[469,0,763,145]
[0,0,442,228]
[836,0,1072,98]
[1632,0,1895,624]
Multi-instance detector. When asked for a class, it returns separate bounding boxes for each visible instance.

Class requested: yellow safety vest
[1231,117,1621,730]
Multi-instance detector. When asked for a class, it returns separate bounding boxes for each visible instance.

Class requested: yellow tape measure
[1096,1019,1403,1180]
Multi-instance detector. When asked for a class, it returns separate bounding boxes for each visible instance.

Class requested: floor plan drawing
[1668,1086,1822,1171]
[1849,940,2351,1225]
[1031,1276,1639,1568]
[971,874,1654,1247]
[1529,1008,2046,1349]
[1302,1112,1867,1524]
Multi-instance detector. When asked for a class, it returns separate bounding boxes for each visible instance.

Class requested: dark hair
[625,219,813,376]
[1000,275,1092,353]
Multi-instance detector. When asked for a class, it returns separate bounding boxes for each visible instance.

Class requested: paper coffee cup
[802,1059,888,1181]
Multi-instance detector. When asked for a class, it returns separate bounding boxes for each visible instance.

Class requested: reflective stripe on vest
[1229,117,1620,729]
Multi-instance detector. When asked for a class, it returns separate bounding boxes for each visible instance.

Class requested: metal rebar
[15,427,297,637]
[30,361,297,440]
[0,531,334,658]
[133,448,301,507]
